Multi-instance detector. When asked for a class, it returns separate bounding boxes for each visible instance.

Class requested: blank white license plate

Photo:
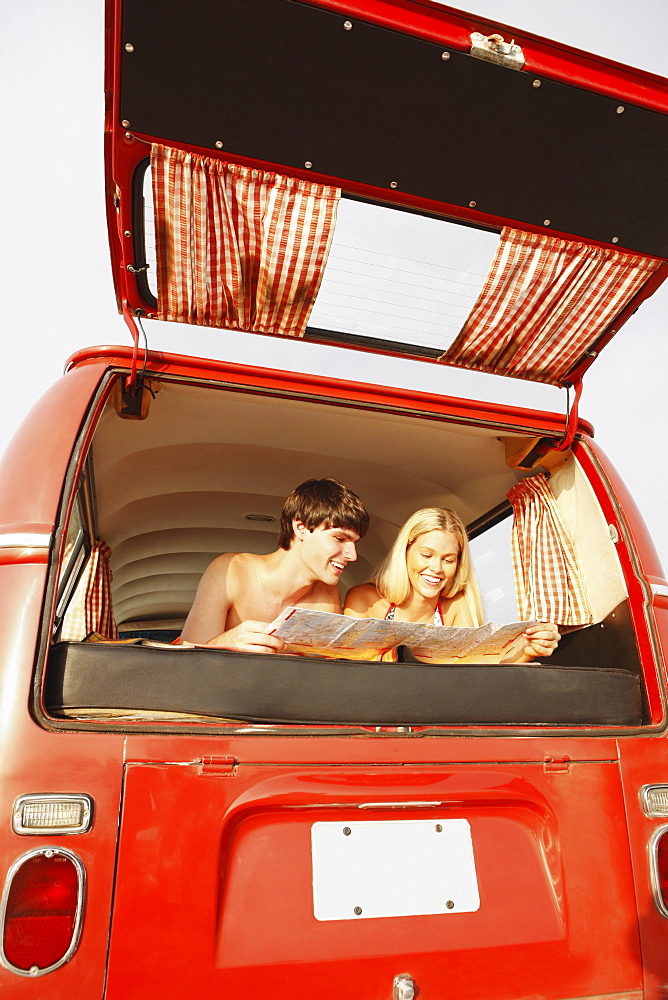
[311,817,479,921]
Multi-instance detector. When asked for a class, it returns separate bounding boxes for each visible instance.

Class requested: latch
[543,755,571,774]
[470,32,525,70]
[393,974,416,1000]
[198,755,239,777]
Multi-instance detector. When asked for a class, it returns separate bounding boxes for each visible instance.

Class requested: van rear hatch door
[105,745,641,999]
[106,0,668,387]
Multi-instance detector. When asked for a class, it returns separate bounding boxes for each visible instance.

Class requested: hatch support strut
[115,304,153,419]
[515,379,583,469]
[554,379,583,452]
[122,304,141,389]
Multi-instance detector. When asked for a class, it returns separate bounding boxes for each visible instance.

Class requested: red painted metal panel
[0,564,126,997]
[573,439,668,726]
[104,758,642,999]
[618,738,668,999]
[64,345,595,439]
[0,363,107,531]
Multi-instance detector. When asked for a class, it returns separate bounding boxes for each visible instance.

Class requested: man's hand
[204,620,286,654]
[502,622,561,663]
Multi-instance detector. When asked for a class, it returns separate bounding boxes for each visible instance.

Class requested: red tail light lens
[1,849,84,974]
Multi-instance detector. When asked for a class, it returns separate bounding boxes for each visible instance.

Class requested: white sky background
[1,0,666,566]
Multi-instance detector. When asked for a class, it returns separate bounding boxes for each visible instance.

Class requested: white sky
[1,0,666,566]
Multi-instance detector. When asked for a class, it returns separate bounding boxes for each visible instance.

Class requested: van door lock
[469,32,525,69]
[393,974,416,1000]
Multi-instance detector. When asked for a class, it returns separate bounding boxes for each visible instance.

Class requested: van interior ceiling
[93,379,520,629]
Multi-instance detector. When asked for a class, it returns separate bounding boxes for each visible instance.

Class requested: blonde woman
[344,507,560,663]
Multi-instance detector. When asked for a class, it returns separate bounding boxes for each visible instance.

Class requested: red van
[1,0,667,996]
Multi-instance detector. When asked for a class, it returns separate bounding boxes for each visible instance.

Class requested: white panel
[312,817,479,921]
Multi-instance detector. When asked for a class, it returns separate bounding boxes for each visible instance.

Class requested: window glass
[141,166,498,352]
[54,496,88,630]
[142,167,158,300]
[469,516,518,625]
[309,199,498,352]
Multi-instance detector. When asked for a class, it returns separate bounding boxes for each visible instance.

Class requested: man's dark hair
[277,478,369,550]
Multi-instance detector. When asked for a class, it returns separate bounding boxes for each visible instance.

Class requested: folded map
[267,607,539,659]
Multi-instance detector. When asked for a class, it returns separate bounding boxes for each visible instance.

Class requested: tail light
[650,827,668,918]
[0,848,85,976]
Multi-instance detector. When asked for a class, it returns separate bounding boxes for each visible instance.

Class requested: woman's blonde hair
[374,507,484,625]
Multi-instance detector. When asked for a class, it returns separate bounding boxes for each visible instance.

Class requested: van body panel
[0,562,125,997]
[2,354,667,994]
[0,363,107,531]
[618,740,668,1000]
[103,756,642,999]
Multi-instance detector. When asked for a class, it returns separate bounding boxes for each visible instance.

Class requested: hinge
[198,755,239,777]
[470,32,525,70]
[543,754,571,773]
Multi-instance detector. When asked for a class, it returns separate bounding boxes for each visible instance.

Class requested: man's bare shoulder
[204,550,260,577]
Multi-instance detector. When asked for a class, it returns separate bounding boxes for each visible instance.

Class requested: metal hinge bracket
[544,755,571,773]
[470,32,525,70]
[198,755,239,777]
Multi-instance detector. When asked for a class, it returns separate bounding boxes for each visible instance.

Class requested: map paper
[267,607,539,659]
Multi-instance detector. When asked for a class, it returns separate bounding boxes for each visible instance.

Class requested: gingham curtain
[60,541,119,642]
[506,474,592,626]
[443,228,661,385]
[151,144,340,336]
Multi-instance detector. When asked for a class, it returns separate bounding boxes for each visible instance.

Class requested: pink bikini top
[385,601,444,625]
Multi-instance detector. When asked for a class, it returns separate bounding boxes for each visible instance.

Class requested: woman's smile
[406,529,460,598]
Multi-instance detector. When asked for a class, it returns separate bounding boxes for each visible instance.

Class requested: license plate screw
[354,906,362,915]
[446,900,454,909]
[343,826,351,836]
[435,824,443,832]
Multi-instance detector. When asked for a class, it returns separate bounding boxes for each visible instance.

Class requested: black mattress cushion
[45,642,643,727]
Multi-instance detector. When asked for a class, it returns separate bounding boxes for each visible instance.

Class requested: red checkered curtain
[443,228,661,384]
[506,474,592,627]
[151,144,340,336]
[60,541,119,642]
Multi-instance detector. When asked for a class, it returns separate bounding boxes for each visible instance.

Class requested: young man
[180,478,369,652]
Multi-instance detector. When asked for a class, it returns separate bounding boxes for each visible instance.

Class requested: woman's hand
[502,623,561,663]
